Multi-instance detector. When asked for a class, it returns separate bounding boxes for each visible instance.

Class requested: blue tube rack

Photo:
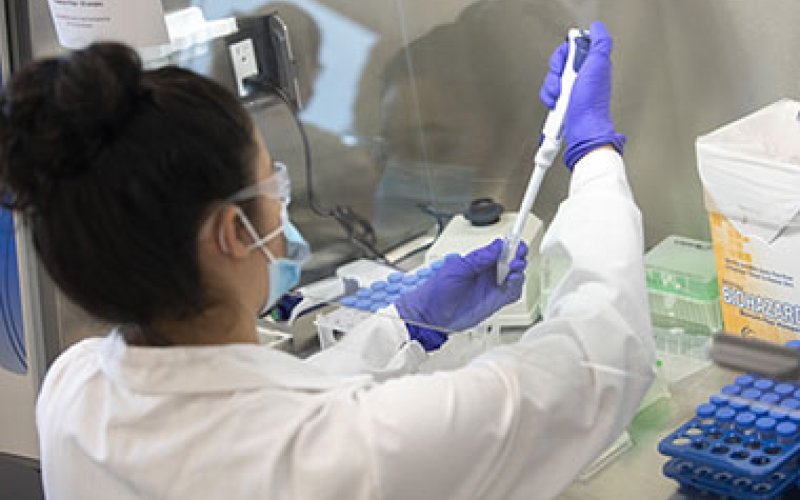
[658,341,800,499]
[338,255,456,313]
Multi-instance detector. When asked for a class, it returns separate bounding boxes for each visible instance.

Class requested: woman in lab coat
[0,21,653,500]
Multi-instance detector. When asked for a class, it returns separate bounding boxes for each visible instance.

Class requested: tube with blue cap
[497,28,591,285]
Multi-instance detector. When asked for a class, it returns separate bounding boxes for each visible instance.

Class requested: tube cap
[750,404,770,417]
[777,422,798,437]
[416,268,433,279]
[729,399,749,411]
[388,273,404,284]
[696,403,717,418]
[402,275,418,286]
[741,389,763,401]
[756,417,777,431]
[721,385,742,396]
[769,408,789,421]
[735,412,757,428]
[760,393,780,405]
[715,407,736,422]
[710,394,730,406]
[754,379,775,391]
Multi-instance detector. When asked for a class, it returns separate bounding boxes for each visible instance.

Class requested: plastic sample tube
[756,417,777,442]
[710,394,730,406]
[777,422,798,445]
[769,407,789,422]
[696,403,717,428]
[716,407,736,430]
[735,412,757,435]
[750,404,770,418]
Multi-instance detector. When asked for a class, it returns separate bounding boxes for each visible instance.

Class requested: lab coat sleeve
[305,306,428,380]
[354,148,656,500]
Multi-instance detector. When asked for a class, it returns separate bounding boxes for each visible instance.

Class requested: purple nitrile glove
[396,239,528,351]
[539,20,625,170]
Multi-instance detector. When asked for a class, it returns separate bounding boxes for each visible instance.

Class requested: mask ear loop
[232,206,283,262]
[218,209,231,254]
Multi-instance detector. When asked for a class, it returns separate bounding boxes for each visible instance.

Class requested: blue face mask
[264,220,309,310]
[234,207,311,315]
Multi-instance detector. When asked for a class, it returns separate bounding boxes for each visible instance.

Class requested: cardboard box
[697,99,800,343]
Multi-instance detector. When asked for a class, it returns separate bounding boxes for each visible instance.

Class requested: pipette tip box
[646,235,722,335]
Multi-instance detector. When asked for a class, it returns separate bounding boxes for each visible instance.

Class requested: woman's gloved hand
[539,20,625,170]
[395,239,528,351]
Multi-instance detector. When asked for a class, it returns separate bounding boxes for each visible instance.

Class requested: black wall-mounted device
[226,14,302,109]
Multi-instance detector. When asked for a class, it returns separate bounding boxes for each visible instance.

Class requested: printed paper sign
[47,0,169,49]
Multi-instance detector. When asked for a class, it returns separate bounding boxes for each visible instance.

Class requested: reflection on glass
[153,1,584,276]
[368,0,578,249]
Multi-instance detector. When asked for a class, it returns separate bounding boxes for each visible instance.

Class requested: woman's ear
[217,205,253,259]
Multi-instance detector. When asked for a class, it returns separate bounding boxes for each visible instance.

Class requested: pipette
[496,28,591,285]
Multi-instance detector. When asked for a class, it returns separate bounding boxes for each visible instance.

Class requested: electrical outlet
[225,14,302,109]
[229,38,259,97]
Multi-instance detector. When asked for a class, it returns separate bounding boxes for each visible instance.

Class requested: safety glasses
[226,161,291,204]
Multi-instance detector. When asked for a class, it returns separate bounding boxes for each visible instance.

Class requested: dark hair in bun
[0,42,258,326]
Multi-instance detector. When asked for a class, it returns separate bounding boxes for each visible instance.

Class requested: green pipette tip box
[645,235,722,334]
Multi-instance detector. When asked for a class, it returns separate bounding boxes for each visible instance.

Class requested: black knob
[464,198,504,227]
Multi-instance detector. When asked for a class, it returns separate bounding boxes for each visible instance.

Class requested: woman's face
[195,132,288,322]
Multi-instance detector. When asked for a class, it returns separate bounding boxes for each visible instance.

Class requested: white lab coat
[36,148,655,500]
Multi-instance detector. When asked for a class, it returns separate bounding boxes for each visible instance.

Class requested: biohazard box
[697,99,800,344]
